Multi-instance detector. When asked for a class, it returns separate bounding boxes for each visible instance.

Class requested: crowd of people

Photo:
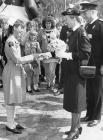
[0,0,103,140]
[0,16,62,93]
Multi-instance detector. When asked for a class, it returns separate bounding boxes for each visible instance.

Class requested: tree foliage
[39,0,103,18]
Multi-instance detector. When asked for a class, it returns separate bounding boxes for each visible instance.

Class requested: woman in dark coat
[56,8,91,139]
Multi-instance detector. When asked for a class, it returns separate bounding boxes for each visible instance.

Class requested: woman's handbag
[77,38,96,79]
[79,65,96,79]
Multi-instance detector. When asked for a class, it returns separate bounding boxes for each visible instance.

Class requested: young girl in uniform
[3,19,37,134]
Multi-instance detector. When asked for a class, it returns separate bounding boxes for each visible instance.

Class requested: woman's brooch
[88,34,92,39]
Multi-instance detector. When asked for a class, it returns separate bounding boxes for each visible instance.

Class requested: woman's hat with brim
[61,8,83,16]
[80,1,98,10]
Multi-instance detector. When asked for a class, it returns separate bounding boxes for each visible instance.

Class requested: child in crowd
[26,19,46,83]
[26,20,39,32]
[38,16,60,93]
[24,30,41,93]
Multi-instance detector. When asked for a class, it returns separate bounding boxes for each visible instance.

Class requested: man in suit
[80,1,103,127]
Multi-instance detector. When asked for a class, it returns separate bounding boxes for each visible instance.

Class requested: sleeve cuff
[67,52,72,60]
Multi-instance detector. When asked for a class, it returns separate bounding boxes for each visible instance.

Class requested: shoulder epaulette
[99,19,103,22]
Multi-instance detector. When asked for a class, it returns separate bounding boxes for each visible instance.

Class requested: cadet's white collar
[90,17,98,24]
[73,24,80,31]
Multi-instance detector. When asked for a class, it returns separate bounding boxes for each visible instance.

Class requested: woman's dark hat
[80,1,98,10]
[61,8,82,16]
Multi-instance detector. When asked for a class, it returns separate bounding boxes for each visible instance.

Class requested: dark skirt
[63,61,86,113]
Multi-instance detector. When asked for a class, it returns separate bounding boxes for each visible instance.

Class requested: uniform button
[12,0,15,4]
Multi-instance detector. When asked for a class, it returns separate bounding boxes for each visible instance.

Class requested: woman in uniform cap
[57,8,91,139]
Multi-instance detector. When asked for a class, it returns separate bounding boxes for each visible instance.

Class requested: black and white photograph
[0,0,103,140]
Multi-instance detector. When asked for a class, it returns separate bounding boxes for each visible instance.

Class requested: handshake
[33,51,73,61]
[37,52,52,60]
[55,51,72,60]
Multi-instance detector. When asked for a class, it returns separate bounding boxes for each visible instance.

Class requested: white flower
[47,39,67,53]
[88,34,92,39]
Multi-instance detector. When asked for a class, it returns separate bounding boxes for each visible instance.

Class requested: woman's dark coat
[63,26,91,113]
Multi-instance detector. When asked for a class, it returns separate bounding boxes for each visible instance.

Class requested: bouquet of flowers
[47,39,67,53]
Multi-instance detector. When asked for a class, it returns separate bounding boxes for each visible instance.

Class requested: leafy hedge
[39,0,103,18]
